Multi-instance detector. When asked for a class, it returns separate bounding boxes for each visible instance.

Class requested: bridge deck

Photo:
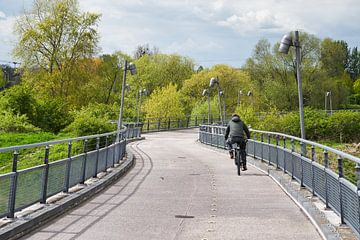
[22,129,322,240]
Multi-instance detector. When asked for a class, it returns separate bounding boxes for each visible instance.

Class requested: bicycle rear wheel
[236,148,241,176]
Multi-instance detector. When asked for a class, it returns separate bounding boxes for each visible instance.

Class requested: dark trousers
[226,137,247,163]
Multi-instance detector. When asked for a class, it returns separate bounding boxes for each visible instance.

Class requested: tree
[320,38,348,78]
[133,44,159,59]
[14,0,100,97]
[347,47,360,81]
[143,83,185,118]
[0,69,5,89]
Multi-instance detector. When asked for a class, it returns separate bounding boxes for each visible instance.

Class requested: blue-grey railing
[199,125,360,237]
[0,125,141,219]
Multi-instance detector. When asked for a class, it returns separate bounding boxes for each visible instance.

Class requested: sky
[0,0,359,68]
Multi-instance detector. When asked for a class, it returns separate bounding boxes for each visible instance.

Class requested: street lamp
[209,77,223,124]
[202,89,211,124]
[136,88,148,125]
[247,91,254,111]
[325,91,332,115]
[220,91,226,123]
[237,90,243,108]
[279,30,306,140]
[117,60,137,141]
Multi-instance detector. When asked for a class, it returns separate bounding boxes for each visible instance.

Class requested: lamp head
[279,34,293,54]
[209,77,218,88]
[128,62,137,75]
[326,91,331,97]
[247,91,252,96]
[219,91,224,96]
[202,89,209,96]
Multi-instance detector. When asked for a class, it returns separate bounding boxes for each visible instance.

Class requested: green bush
[0,110,40,133]
[33,98,72,133]
[328,111,360,142]
[63,104,115,136]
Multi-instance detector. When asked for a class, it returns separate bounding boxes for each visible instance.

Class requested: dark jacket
[224,115,250,140]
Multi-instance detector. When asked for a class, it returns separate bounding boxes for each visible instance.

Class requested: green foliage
[0,69,5,89]
[62,103,115,136]
[0,110,40,133]
[143,83,185,118]
[328,111,360,142]
[354,78,360,93]
[33,97,72,133]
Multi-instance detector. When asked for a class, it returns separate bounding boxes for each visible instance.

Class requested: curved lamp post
[247,91,254,110]
[137,88,148,125]
[209,77,223,124]
[117,60,137,141]
[325,91,332,115]
[237,90,243,108]
[202,89,211,124]
[220,90,226,123]
[279,30,305,140]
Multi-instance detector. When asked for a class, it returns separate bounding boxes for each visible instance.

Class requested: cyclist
[224,113,251,171]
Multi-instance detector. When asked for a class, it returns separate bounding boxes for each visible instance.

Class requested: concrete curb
[0,140,141,240]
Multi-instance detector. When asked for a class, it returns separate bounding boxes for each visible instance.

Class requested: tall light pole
[247,91,254,111]
[202,89,211,124]
[325,91,332,115]
[279,30,306,140]
[237,90,243,108]
[137,88,147,125]
[117,60,137,141]
[220,91,226,123]
[209,77,223,124]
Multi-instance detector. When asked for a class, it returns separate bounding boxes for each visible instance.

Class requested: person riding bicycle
[224,113,250,171]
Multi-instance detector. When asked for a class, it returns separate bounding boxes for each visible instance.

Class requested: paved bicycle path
[22,129,322,240]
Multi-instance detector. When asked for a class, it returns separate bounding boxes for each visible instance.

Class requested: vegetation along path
[21,129,322,240]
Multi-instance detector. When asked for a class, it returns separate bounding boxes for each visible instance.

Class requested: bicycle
[233,141,247,176]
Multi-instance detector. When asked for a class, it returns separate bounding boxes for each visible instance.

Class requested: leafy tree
[133,44,159,59]
[14,0,100,97]
[347,47,360,81]
[182,64,253,115]
[0,69,5,89]
[320,38,348,77]
[143,83,185,118]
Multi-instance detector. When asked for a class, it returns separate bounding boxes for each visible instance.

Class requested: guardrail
[199,125,360,237]
[0,125,141,219]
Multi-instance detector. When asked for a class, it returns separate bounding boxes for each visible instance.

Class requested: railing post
[104,136,109,171]
[41,146,50,204]
[195,116,198,126]
[338,156,345,224]
[253,133,256,158]
[275,135,279,169]
[311,145,315,196]
[300,142,305,187]
[8,150,19,218]
[324,150,329,209]
[261,133,264,161]
[177,118,180,128]
[158,118,161,131]
[94,137,100,178]
[283,137,287,173]
[64,142,72,193]
[268,134,271,165]
[291,139,295,179]
[147,119,150,132]
[81,139,89,184]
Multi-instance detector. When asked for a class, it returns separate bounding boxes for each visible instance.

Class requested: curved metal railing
[0,125,141,219]
[199,125,360,237]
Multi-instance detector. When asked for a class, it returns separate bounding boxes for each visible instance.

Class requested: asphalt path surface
[22,129,322,240]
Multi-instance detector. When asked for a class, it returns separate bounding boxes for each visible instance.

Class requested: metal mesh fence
[0,174,12,217]
[292,154,302,182]
[302,158,313,190]
[47,160,67,197]
[326,170,341,215]
[284,150,293,175]
[85,151,97,180]
[313,163,326,202]
[69,155,85,188]
[97,149,107,173]
[269,145,277,165]
[341,180,360,232]
[15,167,44,210]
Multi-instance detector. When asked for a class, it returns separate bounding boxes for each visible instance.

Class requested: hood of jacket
[231,115,240,122]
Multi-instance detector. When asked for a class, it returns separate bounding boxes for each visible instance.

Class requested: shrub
[0,110,40,133]
[63,104,115,136]
[328,111,360,142]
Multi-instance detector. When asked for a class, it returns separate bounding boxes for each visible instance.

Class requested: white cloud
[0,11,6,19]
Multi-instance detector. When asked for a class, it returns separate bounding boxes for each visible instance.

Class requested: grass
[0,132,75,174]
